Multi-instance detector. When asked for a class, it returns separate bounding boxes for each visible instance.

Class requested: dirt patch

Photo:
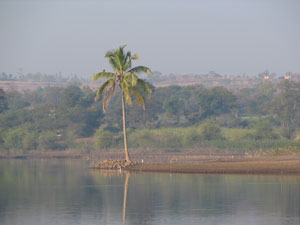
[124,160,300,174]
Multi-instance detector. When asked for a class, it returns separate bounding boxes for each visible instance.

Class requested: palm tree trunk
[121,90,131,162]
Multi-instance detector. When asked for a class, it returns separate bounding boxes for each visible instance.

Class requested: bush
[94,129,114,149]
[217,115,249,128]
[266,143,300,155]
[281,126,296,140]
[128,129,154,148]
[200,120,224,140]
[3,128,25,150]
[182,127,201,147]
[23,131,38,150]
[38,131,64,150]
[253,119,279,140]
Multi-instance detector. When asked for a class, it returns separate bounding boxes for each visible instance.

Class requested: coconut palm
[92,45,152,163]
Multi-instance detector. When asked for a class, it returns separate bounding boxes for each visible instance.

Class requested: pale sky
[0,0,299,77]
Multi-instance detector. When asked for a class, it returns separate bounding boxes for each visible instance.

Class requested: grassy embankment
[124,126,300,155]
[2,125,300,158]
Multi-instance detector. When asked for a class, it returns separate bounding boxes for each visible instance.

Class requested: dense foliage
[1,80,300,154]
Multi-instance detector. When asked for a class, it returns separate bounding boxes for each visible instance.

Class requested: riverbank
[2,151,300,174]
[125,159,300,174]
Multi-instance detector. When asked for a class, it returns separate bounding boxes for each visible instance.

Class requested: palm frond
[119,44,127,51]
[131,53,139,60]
[124,73,138,87]
[137,79,152,98]
[131,87,146,110]
[121,80,133,105]
[102,83,116,112]
[128,66,151,75]
[105,51,120,71]
[92,71,114,81]
[123,51,132,71]
[94,45,152,113]
[95,78,115,101]
[105,50,114,58]
[115,45,126,71]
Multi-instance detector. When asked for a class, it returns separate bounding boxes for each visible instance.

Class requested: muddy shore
[1,151,300,174]
[125,160,300,174]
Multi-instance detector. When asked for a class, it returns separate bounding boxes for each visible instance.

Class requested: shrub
[3,128,25,150]
[94,129,114,149]
[128,129,154,148]
[200,120,224,140]
[23,131,38,150]
[38,131,63,150]
[182,127,201,147]
[281,126,296,140]
[253,119,279,140]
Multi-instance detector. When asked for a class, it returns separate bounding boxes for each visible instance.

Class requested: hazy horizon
[0,0,299,78]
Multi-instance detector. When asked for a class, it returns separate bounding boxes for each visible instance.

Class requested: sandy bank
[125,160,300,174]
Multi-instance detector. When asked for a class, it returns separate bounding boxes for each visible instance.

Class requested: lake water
[0,160,299,225]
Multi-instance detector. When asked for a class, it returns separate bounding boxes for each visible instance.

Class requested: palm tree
[92,45,152,163]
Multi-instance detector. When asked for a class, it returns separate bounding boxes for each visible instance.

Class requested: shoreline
[124,160,300,175]
[1,152,300,175]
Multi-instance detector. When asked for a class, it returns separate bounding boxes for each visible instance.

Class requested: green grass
[221,128,255,141]
[125,126,298,153]
[89,124,300,155]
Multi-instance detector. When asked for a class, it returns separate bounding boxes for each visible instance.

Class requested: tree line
[0,79,300,153]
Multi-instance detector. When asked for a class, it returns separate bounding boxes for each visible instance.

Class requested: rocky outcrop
[92,160,137,169]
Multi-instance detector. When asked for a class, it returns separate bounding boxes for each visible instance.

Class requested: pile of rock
[93,160,137,169]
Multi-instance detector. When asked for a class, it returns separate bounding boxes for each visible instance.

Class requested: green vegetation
[0,88,8,113]
[1,79,300,155]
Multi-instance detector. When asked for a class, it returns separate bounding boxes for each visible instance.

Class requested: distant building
[291,73,300,80]
[264,75,270,80]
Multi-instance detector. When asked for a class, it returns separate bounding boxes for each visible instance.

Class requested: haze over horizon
[0,0,299,78]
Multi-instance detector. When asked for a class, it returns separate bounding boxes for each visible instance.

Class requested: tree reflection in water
[122,172,130,225]
[91,169,131,225]
[1,161,298,225]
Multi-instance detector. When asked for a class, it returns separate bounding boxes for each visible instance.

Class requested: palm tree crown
[92,45,152,162]
[92,45,152,112]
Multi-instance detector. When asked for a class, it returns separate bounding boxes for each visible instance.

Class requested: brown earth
[1,150,300,174]
[124,160,300,174]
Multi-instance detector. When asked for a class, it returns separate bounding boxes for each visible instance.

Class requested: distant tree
[62,85,82,107]
[24,88,44,105]
[248,81,275,115]
[253,119,278,140]
[38,131,63,150]
[44,87,64,105]
[94,128,114,149]
[271,80,300,128]
[3,128,25,150]
[201,119,224,140]
[197,87,236,119]
[0,88,8,113]
[92,45,152,162]
[79,86,95,107]
[163,96,182,116]
[23,131,38,150]
[6,90,29,110]
[281,126,296,140]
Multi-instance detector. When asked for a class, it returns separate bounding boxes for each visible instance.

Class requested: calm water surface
[0,160,299,225]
